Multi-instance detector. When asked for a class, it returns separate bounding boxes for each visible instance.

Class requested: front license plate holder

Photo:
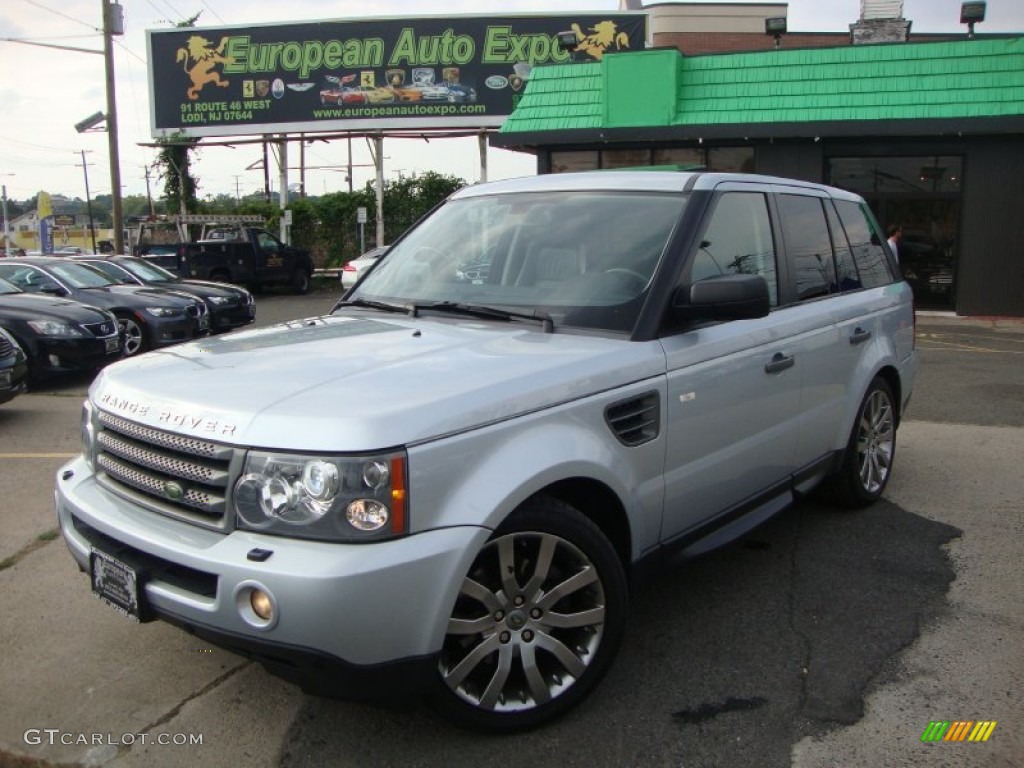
[104,336,120,353]
[90,548,151,622]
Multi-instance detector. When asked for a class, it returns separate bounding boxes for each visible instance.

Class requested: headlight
[145,307,184,317]
[81,400,99,470]
[27,320,86,337]
[233,450,407,541]
[207,295,233,305]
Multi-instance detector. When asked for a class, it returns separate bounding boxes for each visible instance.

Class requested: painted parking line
[916,333,1024,354]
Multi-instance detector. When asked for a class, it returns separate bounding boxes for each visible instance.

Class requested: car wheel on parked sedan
[117,315,147,357]
[826,376,897,508]
[433,495,628,732]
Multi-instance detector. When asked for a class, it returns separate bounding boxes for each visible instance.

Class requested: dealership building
[493,2,1024,316]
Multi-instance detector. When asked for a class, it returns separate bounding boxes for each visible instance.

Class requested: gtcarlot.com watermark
[24,728,203,747]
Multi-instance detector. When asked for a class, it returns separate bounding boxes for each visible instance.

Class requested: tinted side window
[824,200,862,292]
[834,200,894,288]
[690,191,778,306]
[777,194,836,301]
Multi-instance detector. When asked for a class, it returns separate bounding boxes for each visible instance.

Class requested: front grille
[0,334,13,357]
[95,410,239,529]
[83,320,117,338]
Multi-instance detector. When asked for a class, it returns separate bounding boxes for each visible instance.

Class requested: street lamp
[961,2,986,38]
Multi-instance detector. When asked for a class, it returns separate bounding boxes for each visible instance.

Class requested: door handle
[850,327,872,345]
[765,353,794,374]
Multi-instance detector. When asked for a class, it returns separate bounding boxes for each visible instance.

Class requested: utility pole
[103,0,124,253]
[77,151,98,253]
[1,183,11,254]
[143,165,155,217]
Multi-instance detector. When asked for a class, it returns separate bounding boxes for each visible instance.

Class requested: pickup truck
[146,228,314,294]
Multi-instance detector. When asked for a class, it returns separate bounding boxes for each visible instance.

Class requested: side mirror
[40,284,67,297]
[673,273,770,321]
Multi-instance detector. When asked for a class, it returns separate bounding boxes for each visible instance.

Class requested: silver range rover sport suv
[56,171,917,732]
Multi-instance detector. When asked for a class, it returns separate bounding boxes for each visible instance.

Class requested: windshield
[348,190,686,332]
[0,277,22,295]
[47,262,117,288]
[118,258,176,281]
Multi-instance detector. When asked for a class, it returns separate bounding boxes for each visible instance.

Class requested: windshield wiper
[332,297,414,315]
[414,301,554,333]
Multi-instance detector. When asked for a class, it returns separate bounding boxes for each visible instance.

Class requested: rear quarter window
[833,200,895,289]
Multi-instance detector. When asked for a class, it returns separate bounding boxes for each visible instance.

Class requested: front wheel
[432,496,628,732]
[116,315,147,357]
[825,376,897,508]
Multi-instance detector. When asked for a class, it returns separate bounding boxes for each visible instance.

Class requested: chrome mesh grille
[95,410,237,527]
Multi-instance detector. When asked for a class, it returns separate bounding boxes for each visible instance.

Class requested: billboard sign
[147,13,646,138]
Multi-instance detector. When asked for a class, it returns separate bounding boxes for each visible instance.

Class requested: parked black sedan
[75,255,255,333]
[0,276,122,380]
[0,326,29,405]
[0,257,208,357]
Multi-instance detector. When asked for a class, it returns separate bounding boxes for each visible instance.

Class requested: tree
[151,13,203,218]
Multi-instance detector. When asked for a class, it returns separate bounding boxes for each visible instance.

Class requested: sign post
[356,206,367,254]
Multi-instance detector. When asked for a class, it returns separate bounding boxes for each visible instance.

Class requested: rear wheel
[291,269,310,295]
[825,376,897,508]
[116,315,147,357]
[209,269,232,283]
[432,496,628,732]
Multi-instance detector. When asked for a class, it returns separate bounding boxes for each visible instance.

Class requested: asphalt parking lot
[1,296,1021,767]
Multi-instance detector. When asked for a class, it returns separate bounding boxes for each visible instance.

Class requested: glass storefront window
[828,156,963,309]
[707,147,755,173]
[602,149,652,168]
[652,147,704,169]
[550,151,599,173]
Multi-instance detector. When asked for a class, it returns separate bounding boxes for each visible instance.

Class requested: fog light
[250,589,274,620]
[49,354,60,367]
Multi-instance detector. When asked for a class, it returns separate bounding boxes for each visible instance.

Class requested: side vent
[605,392,660,446]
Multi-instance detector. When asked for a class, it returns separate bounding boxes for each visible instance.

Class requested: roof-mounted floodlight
[765,17,787,49]
[961,1,986,37]
[75,112,107,133]
[556,30,578,53]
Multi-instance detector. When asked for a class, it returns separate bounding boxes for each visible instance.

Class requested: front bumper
[34,336,122,376]
[145,315,208,347]
[210,302,256,331]
[56,456,488,697]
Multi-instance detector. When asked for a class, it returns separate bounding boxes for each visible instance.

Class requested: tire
[291,269,310,295]
[825,376,897,508]
[116,315,147,357]
[432,495,628,732]
[209,269,232,284]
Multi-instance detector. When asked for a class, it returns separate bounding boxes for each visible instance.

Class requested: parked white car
[340,245,388,289]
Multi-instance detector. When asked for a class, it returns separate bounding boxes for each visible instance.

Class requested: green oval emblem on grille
[163,481,185,501]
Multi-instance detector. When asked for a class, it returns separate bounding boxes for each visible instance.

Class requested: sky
[1,0,1022,205]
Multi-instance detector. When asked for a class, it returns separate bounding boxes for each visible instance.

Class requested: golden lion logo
[570,20,631,60]
[176,35,234,100]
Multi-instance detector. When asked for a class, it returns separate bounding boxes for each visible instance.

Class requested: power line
[20,0,100,32]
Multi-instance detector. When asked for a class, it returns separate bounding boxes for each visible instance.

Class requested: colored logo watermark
[921,721,997,742]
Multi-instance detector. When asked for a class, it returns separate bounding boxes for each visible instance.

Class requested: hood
[0,293,114,324]
[90,313,665,451]
[152,279,241,299]
[78,285,197,308]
